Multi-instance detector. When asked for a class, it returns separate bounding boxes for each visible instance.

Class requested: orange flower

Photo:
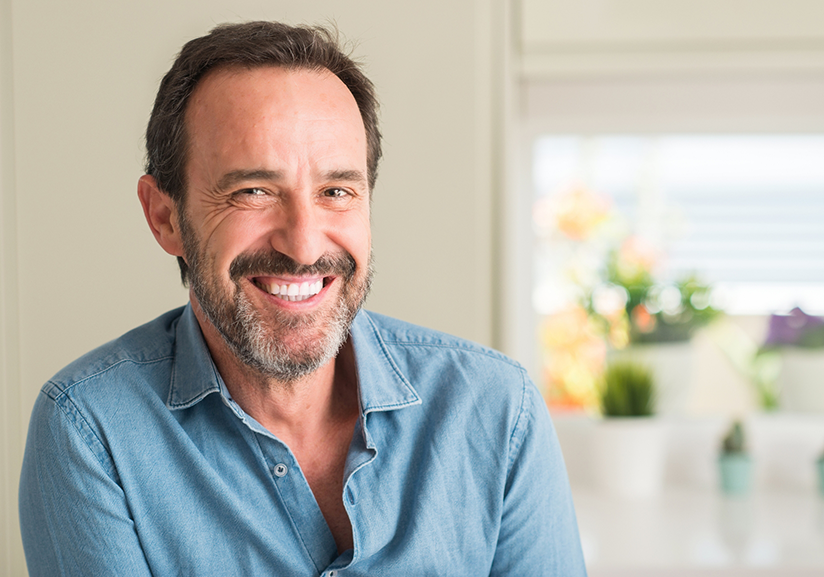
[540,305,606,411]
[615,237,660,284]
[541,185,611,241]
[631,304,657,334]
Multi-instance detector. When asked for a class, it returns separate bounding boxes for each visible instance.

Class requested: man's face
[179,66,372,382]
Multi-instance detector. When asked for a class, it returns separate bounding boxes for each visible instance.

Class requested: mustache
[229,250,356,281]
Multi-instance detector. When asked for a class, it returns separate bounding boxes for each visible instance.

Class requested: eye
[323,187,349,198]
[241,187,267,196]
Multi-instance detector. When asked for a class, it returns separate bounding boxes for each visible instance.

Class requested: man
[19,21,586,576]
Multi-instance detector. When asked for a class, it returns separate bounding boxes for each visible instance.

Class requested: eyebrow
[215,168,368,192]
[215,169,282,192]
[321,169,368,186]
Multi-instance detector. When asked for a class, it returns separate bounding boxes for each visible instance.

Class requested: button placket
[257,434,339,566]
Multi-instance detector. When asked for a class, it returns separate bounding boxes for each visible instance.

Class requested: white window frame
[507,75,824,382]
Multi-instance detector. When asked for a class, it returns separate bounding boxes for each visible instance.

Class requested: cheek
[202,214,271,269]
[338,213,371,263]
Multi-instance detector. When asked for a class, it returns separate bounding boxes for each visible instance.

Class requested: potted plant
[817,449,824,497]
[599,360,655,417]
[590,243,721,345]
[718,420,752,496]
[762,307,824,412]
[534,187,721,414]
[590,360,668,498]
[588,240,721,415]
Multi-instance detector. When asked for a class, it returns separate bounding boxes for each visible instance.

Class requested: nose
[268,197,327,266]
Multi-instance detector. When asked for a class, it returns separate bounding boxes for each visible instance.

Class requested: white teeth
[257,279,324,302]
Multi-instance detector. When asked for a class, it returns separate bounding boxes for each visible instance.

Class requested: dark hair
[144,21,381,284]
[146,21,381,197]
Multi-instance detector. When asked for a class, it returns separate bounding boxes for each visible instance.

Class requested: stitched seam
[379,340,523,370]
[47,390,120,481]
[44,357,173,482]
[506,369,531,472]
[363,314,415,387]
[167,346,222,410]
[45,357,174,402]
[167,385,220,410]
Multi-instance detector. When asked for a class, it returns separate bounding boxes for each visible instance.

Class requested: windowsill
[575,486,824,576]
[553,412,824,574]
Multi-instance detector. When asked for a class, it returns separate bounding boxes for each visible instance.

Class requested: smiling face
[176,65,372,382]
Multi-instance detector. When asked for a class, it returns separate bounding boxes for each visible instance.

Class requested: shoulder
[356,311,554,486]
[359,310,531,404]
[42,306,185,402]
[361,310,522,367]
[25,307,187,481]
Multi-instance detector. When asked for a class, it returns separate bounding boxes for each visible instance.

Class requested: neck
[189,295,360,441]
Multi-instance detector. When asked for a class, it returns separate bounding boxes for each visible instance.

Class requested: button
[273,463,288,477]
[327,572,337,577]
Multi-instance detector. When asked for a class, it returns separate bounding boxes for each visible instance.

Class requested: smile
[252,278,324,302]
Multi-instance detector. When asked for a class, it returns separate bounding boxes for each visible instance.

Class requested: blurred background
[2,1,824,575]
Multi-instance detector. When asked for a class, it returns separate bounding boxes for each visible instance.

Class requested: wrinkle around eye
[239,187,267,196]
[198,203,238,233]
[193,191,253,230]
[225,188,281,209]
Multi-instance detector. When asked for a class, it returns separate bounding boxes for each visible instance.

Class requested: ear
[137,175,185,257]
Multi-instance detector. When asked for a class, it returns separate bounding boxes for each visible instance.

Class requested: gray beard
[179,211,372,383]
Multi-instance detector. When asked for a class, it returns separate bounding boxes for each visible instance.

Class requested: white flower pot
[590,417,668,498]
[779,349,824,413]
[610,342,693,416]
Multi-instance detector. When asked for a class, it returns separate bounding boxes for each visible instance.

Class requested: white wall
[0,1,509,572]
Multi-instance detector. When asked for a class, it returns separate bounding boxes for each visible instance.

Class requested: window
[505,76,824,384]
[532,134,824,316]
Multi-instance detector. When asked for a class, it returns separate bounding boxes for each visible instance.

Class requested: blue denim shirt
[20,305,586,576]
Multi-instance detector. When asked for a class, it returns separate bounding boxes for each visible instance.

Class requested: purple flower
[764,307,824,347]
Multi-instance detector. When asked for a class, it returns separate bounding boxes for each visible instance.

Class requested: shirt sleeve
[19,388,154,577]
[489,374,588,576]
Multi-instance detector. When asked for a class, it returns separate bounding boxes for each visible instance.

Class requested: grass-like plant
[721,420,747,454]
[599,360,656,417]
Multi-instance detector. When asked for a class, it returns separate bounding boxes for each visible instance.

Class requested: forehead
[182,65,368,188]
[185,65,365,140]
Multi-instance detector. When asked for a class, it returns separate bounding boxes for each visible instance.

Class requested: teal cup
[719,454,752,496]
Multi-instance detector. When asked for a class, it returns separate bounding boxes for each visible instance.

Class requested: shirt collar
[167,304,223,410]
[166,305,421,414]
[349,310,421,414]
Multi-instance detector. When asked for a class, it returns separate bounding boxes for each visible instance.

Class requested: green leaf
[600,360,656,417]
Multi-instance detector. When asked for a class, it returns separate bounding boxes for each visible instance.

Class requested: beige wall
[1,0,22,573]
[1,1,508,572]
[519,0,824,77]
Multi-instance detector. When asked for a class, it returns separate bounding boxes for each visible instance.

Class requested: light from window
[533,135,824,315]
